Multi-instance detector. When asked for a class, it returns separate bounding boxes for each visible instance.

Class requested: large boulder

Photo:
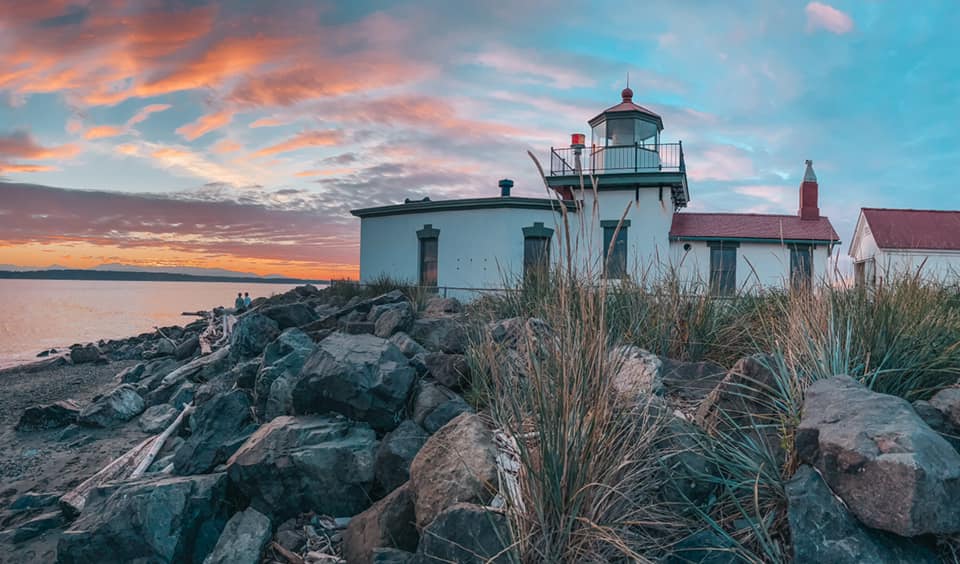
[422,398,473,434]
[696,354,780,431]
[409,413,498,530]
[390,332,427,358]
[913,399,960,451]
[423,353,469,390]
[291,333,416,432]
[57,473,230,564]
[254,328,317,420]
[174,390,256,475]
[659,357,727,402]
[147,347,232,405]
[374,302,415,338]
[175,335,200,361]
[609,346,663,404]
[423,296,462,316]
[138,403,179,434]
[260,302,319,330]
[78,384,145,428]
[15,400,81,431]
[203,507,272,564]
[230,313,280,359]
[226,415,377,521]
[414,503,512,563]
[929,387,960,428]
[797,375,960,536]
[375,420,429,494]
[411,381,461,428]
[343,482,419,564]
[70,344,102,364]
[786,465,938,564]
[409,317,468,354]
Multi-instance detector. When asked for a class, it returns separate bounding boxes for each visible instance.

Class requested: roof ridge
[863,207,960,214]
[676,211,831,220]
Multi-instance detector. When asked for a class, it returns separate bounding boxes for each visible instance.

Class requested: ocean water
[0,279,310,368]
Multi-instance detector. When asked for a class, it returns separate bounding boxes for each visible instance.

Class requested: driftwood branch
[271,541,305,564]
[60,435,157,518]
[153,326,178,349]
[130,403,194,479]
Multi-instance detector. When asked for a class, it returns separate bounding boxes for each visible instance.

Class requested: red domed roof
[589,89,663,128]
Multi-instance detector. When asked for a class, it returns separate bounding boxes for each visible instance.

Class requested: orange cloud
[211,139,242,154]
[0,163,55,173]
[254,130,344,157]
[126,103,172,126]
[85,125,124,140]
[249,117,289,128]
[176,109,234,141]
[0,130,80,173]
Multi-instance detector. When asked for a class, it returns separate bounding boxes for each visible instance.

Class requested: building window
[601,220,630,279]
[417,224,439,288]
[854,258,876,287]
[790,245,813,289]
[522,222,553,281]
[708,241,738,296]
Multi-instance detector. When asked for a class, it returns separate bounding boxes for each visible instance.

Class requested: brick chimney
[799,159,820,220]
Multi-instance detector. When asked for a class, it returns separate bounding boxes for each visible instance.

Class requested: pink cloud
[686,144,756,182]
[805,2,854,35]
[175,109,234,141]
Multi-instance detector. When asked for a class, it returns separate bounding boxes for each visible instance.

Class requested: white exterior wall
[850,218,960,283]
[670,241,833,291]
[577,188,674,274]
[358,207,566,301]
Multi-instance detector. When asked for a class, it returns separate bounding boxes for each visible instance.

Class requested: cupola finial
[621,86,633,102]
[803,159,817,182]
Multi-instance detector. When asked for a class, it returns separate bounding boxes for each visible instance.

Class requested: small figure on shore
[234,292,245,312]
[243,292,252,308]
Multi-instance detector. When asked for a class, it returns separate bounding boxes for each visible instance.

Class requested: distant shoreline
[0,269,329,285]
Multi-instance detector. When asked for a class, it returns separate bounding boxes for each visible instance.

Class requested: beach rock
[78,384,145,428]
[144,338,176,359]
[8,491,61,512]
[414,503,512,563]
[148,347,231,405]
[375,420,429,494]
[411,381,461,428]
[232,358,262,390]
[658,415,718,506]
[57,473,230,564]
[133,357,180,391]
[116,363,146,383]
[15,400,81,431]
[697,354,779,429]
[659,357,727,401]
[374,302,415,338]
[786,465,938,564]
[138,403,179,434]
[343,483,418,564]
[255,328,317,420]
[913,399,960,451]
[70,344,102,364]
[291,332,416,432]
[176,335,200,361]
[423,352,469,390]
[174,390,256,475]
[390,332,426,358]
[423,296,462,316]
[929,387,960,427]
[10,510,66,543]
[609,345,663,403]
[203,507,272,564]
[230,313,280,359]
[169,381,196,409]
[423,398,473,434]
[260,302,319,330]
[344,320,377,334]
[226,415,377,521]
[797,375,960,536]
[373,548,415,563]
[409,413,498,530]
[409,317,468,354]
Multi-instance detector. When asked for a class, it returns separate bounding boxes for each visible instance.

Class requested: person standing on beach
[243,292,252,309]
[234,292,245,312]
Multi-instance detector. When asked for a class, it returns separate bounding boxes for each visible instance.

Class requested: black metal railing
[549,142,685,176]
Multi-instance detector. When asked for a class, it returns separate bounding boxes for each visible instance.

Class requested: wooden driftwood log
[130,404,194,479]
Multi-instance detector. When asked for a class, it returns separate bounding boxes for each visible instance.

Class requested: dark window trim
[602,220,629,279]
[600,219,632,228]
[709,241,738,296]
[417,225,439,288]
[522,221,554,239]
[789,243,814,289]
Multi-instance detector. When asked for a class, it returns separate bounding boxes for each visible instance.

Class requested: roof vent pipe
[499,178,513,197]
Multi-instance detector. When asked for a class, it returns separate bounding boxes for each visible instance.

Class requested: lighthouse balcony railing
[549,142,684,176]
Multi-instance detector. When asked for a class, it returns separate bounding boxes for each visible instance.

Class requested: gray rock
[147,347,231,405]
[374,302,415,338]
[138,403,179,434]
[423,398,473,434]
[78,384,145,428]
[786,465,938,564]
[414,503,512,563]
[116,363,146,383]
[409,317,468,354]
[144,338,177,359]
[344,320,377,334]
[15,400,81,431]
[8,491,61,512]
[169,381,196,409]
[609,345,663,403]
[232,358,262,390]
[203,507,272,564]
[176,335,200,361]
[411,381,460,428]
[423,353,469,390]
[913,399,960,451]
[389,332,426,358]
[230,313,280,359]
[409,413,498,530]
[659,357,727,401]
[658,415,717,507]
[255,328,317,420]
[423,296,462,316]
[343,483,419,564]
[929,387,960,428]
[11,510,66,543]
[797,375,960,536]
[260,302,319,330]
[226,415,377,521]
[174,390,255,475]
[375,420,429,494]
[291,333,416,432]
[58,473,230,564]
[70,344,102,364]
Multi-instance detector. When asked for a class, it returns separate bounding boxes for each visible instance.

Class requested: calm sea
[0,279,312,369]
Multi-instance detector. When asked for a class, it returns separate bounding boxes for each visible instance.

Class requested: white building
[850,208,960,285]
[352,89,841,299]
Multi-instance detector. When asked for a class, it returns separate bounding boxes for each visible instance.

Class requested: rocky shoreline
[1,283,959,563]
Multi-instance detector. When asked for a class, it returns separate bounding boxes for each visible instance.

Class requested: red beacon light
[570,133,586,148]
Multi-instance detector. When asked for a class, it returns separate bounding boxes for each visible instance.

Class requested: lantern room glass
[592,118,659,148]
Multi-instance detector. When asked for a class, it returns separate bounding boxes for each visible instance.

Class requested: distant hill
[0,269,327,285]
[91,263,269,278]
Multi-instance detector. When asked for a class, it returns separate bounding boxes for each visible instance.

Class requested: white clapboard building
[850,208,960,285]
[352,89,841,299]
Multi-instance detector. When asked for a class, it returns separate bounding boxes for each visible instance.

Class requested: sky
[1,0,958,279]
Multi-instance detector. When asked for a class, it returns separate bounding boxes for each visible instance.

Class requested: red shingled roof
[862,208,960,250]
[670,212,840,242]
